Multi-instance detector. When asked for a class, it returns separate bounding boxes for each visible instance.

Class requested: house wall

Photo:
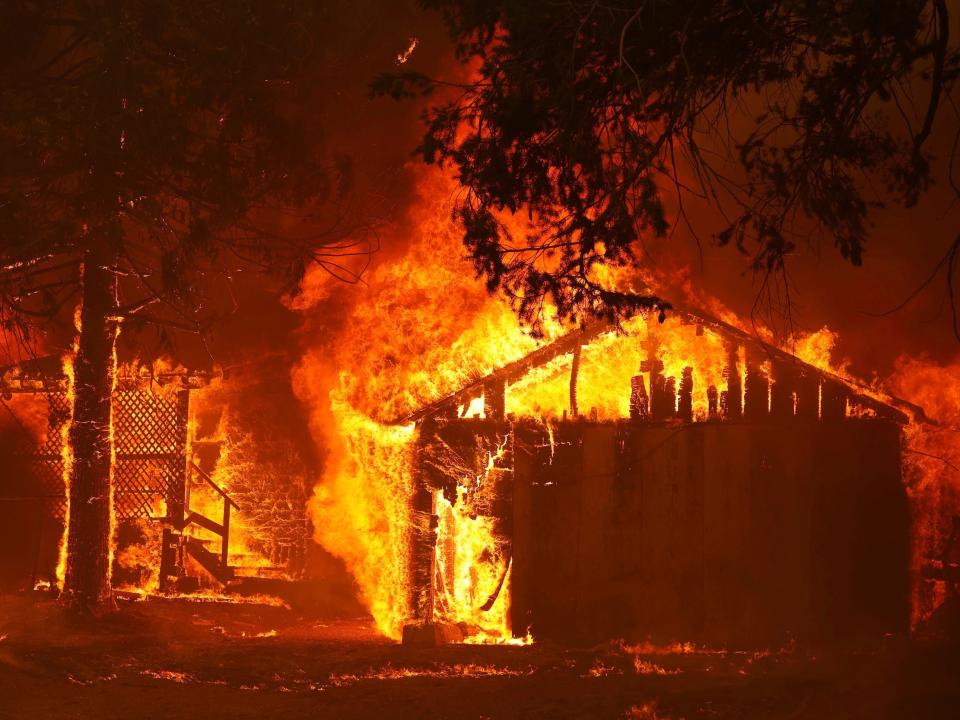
[507,420,910,647]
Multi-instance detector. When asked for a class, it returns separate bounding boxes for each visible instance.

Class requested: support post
[722,339,742,420]
[678,367,694,422]
[406,418,438,635]
[167,388,190,527]
[63,247,119,612]
[743,346,769,420]
[221,500,231,569]
[569,342,582,418]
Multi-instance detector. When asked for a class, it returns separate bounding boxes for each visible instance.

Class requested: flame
[293,170,757,640]
[626,702,672,720]
[886,354,960,627]
[0,393,49,446]
[113,497,166,594]
[395,37,419,66]
[632,658,682,676]
[186,397,280,574]
[303,399,416,638]
[291,166,956,644]
[293,168,553,640]
[107,320,119,586]
[328,662,532,686]
[432,433,513,641]
[55,323,78,588]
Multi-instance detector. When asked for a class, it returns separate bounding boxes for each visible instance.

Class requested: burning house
[395,308,924,647]
[0,248,949,655]
[2,3,960,718]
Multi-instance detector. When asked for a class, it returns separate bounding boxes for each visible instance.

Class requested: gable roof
[396,304,928,426]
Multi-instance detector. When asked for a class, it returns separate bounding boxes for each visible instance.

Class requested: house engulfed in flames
[0,302,947,650]
[396,306,926,647]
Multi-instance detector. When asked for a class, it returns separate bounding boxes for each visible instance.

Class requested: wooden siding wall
[507,420,909,647]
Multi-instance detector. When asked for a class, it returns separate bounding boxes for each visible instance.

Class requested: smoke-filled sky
[195,0,960,384]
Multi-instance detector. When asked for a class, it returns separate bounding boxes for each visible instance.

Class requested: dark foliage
[377,0,959,333]
[0,0,368,356]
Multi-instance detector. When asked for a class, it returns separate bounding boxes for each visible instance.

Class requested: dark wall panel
[510,420,909,648]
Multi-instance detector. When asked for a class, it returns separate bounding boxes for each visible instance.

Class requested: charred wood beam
[484,378,506,421]
[677,367,694,422]
[744,347,769,420]
[723,339,742,420]
[648,372,675,420]
[629,374,649,421]
[646,314,675,420]
[438,401,459,420]
[707,385,719,419]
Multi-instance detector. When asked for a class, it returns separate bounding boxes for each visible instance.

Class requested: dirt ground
[0,593,957,720]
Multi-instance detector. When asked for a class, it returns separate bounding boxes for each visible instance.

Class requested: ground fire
[1,2,960,719]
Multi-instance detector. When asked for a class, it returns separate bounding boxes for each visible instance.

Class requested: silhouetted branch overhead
[380,0,960,338]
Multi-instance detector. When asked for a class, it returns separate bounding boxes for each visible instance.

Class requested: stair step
[170,511,225,537]
[184,536,216,547]
[183,538,234,584]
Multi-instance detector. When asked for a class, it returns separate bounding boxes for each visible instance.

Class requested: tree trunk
[62,248,118,613]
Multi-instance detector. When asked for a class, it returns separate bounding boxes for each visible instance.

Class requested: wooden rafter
[395,305,929,426]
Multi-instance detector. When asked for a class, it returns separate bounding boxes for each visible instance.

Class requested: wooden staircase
[159,463,240,591]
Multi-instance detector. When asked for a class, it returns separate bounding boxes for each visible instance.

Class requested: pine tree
[0,1,367,612]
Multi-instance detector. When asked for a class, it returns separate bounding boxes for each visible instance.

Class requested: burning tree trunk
[62,248,119,612]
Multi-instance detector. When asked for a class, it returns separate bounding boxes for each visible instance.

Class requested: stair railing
[190,462,240,568]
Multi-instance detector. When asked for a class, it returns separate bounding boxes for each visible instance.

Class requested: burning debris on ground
[1,1,960,719]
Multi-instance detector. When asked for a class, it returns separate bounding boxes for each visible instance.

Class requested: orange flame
[55,314,79,588]
[293,166,958,642]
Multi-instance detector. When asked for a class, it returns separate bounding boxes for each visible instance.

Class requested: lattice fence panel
[9,388,188,522]
[26,391,71,520]
[113,390,188,521]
